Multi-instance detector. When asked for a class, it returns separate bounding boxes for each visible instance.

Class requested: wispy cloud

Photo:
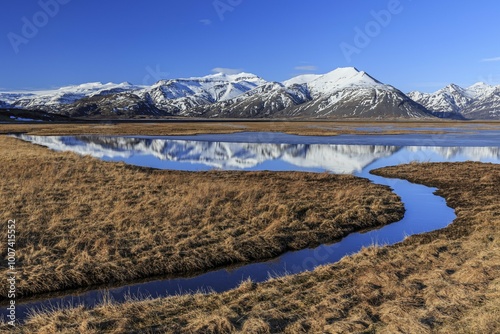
[211,67,243,75]
[199,19,212,26]
[481,57,500,62]
[294,65,318,71]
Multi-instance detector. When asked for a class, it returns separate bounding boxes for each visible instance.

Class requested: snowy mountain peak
[152,72,266,90]
[64,82,105,89]
[144,72,268,110]
[54,82,138,92]
[282,67,379,90]
[330,66,360,74]
[468,82,491,89]
[465,82,497,99]
[207,71,263,81]
[316,67,380,86]
[443,83,464,92]
[283,74,322,87]
[434,84,470,99]
[165,72,265,85]
[305,67,386,97]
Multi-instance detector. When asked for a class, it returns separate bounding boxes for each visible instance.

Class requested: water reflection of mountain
[408,146,500,160]
[14,135,500,174]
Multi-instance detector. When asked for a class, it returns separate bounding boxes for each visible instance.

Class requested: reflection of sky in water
[13,133,500,174]
[102,152,331,173]
[102,146,500,174]
[126,130,500,146]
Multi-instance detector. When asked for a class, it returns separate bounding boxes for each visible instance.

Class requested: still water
[14,132,500,174]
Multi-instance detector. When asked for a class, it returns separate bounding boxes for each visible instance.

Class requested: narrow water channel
[4,131,500,322]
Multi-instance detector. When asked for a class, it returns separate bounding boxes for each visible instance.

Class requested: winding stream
[3,131,500,322]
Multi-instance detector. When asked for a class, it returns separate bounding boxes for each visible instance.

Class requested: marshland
[0,121,499,333]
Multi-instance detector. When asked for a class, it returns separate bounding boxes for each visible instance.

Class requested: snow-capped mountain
[281,68,431,118]
[407,84,471,118]
[0,73,268,117]
[190,67,432,119]
[0,82,142,114]
[408,82,500,119]
[9,67,500,119]
[461,86,500,119]
[465,82,498,99]
[189,81,313,117]
[141,72,267,114]
[295,67,385,97]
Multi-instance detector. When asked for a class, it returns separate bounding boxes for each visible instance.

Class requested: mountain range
[1,67,499,120]
[408,82,500,119]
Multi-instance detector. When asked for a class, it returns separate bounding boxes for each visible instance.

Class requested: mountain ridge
[408,82,500,119]
[2,68,498,119]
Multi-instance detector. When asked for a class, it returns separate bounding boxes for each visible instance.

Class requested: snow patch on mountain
[306,67,386,96]
[283,74,322,87]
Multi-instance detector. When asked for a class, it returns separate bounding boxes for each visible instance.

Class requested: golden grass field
[3,161,497,334]
[0,135,403,299]
[1,119,499,137]
[0,122,498,333]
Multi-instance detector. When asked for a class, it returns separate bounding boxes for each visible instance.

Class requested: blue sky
[1,0,499,92]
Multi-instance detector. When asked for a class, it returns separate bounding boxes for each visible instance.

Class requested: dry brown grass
[0,135,403,299]
[1,120,497,137]
[6,162,498,334]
